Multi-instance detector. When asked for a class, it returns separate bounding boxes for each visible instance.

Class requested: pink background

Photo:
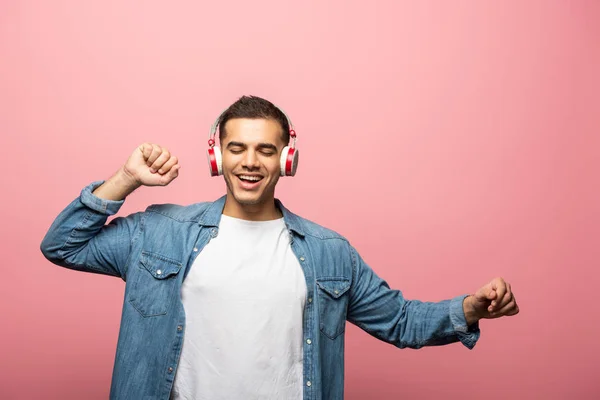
[1,1,599,398]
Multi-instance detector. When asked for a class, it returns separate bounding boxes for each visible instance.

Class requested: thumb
[475,284,496,302]
[164,164,180,184]
[487,279,500,300]
[155,164,180,186]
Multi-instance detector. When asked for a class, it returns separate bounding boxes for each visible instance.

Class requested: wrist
[115,167,142,191]
[463,295,480,326]
[92,167,141,201]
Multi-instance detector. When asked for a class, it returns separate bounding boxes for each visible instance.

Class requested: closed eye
[257,143,278,156]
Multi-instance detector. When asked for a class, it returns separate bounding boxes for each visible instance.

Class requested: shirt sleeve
[40,180,142,280]
[346,245,480,349]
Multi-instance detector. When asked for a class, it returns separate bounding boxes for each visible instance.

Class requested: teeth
[239,175,261,182]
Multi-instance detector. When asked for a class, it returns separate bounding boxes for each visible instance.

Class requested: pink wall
[1,1,599,398]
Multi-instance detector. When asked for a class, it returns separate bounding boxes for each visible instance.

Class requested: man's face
[221,118,286,209]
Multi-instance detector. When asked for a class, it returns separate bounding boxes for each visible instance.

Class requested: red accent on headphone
[208,149,219,176]
[285,148,296,176]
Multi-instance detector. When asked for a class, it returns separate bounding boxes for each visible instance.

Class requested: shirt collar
[198,195,305,237]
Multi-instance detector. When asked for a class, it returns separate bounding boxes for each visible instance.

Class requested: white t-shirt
[171,214,307,400]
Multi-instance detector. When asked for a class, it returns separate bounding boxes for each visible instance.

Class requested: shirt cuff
[449,294,481,349]
[80,180,125,215]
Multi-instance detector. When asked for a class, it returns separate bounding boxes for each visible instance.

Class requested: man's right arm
[40,143,180,279]
[40,178,140,279]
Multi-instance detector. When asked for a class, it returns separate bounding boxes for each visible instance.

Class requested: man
[41,95,519,400]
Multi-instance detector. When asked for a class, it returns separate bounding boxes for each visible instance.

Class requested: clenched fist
[92,143,181,201]
[463,277,519,326]
[122,143,181,187]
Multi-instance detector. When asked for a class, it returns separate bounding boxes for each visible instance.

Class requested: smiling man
[41,95,519,400]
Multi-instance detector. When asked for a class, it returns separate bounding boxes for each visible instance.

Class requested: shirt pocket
[128,251,183,317]
[316,278,351,340]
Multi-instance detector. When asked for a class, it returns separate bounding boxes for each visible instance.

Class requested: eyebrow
[226,141,278,151]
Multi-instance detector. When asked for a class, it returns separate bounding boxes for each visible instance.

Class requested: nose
[242,149,260,170]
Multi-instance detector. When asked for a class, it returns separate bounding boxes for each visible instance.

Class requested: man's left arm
[346,246,519,349]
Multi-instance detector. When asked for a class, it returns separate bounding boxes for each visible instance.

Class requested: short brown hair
[218,95,290,144]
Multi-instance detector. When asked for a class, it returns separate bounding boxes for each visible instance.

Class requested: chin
[232,191,264,206]
[235,196,262,206]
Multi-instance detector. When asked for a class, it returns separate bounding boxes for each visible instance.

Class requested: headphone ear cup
[280,147,299,176]
[215,148,223,175]
[207,147,223,176]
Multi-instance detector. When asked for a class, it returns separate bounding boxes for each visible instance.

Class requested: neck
[222,194,282,221]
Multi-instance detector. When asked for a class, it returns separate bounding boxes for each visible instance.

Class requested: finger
[492,302,519,317]
[496,283,512,309]
[490,295,518,317]
[495,291,512,310]
[139,143,154,161]
[157,156,179,175]
[150,148,171,172]
[484,286,497,313]
[475,284,495,302]
[491,278,507,311]
[146,144,163,167]
[161,164,180,185]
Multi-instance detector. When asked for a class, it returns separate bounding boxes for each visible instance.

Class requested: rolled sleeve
[80,180,125,215]
[449,294,481,349]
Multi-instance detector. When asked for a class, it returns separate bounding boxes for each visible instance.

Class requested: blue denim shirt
[40,181,480,400]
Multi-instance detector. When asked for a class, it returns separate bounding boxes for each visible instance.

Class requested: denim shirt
[40,181,480,400]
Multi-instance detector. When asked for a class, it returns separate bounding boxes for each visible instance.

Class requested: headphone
[206,106,299,177]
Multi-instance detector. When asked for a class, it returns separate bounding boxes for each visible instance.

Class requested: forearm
[399,295,479,349]
[40,181,133,277]
[348,247,480,349]
[92,167,141,201]
[349,287,480,349]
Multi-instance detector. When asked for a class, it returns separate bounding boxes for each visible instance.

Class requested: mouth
[236,174,264,190]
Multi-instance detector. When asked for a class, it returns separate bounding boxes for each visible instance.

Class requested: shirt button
[306,339,312,345]
[168,367,173,373]
[306,381,312,387]
[300,256,305,262]
[334,290,339,295]
[177,325,183,331]
[193,248,198,252]
[156,269,162,275]
[308,297,312,303]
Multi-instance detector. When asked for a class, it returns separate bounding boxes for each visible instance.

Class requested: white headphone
[206,106,299,177]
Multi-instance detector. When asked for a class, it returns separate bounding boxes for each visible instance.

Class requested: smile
[236,174,264,189]
[238,174,263,182]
